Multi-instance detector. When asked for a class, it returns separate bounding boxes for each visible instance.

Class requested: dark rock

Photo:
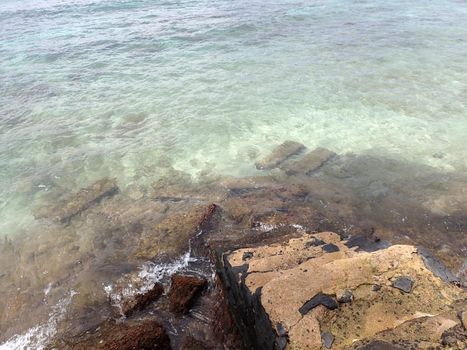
[197,203,219,232]
[322,243,340,253]
[372,284,382,292]
[345,235,390,252]
[391,276,414,293]
[168,274,207,314]
[304,237,325,248]
[337,289,353,304]
[255,141,305,170]
[299,293,338,315]
[179,336,212,350]
[218,253,277,350]
[64,319,171,350]
[321,331,335,349]
[282,147,336,175]
[242,251,254,261]
[417,246,459,284]
[275,322,287,337]
[276,336,288,350]
[121,283,164,316]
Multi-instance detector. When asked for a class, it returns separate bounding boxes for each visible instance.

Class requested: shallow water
[1,0,467,233]
[0,0,467,348]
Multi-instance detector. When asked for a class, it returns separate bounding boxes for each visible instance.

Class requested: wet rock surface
[1,148,467,349]
[255,140,305,170]
[54,319,171,350]
[121,283,164,317]
[168,274,207,314]
[34,178,119,223]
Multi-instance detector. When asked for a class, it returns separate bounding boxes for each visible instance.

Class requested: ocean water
[0,0,467,347]
[1,0,467,234]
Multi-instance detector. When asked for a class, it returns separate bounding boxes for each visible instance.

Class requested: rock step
[255,141,305,170]
[281,147,336,175]
[219,232,466,349]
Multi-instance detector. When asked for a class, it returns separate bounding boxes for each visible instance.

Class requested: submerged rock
[58,319,171,350]
[282,147,336,175]
[255,141,305,170]
[121,283,164,317]
[134,204,215,260]
[36,178,119,223]
[168,274,207,314]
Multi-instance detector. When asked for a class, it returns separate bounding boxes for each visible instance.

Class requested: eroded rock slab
[282,147,336,175]
[220,232,466,349]
[35,178,119,223]
[255,141,305,170]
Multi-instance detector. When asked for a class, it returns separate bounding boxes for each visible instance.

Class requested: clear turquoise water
[1,0,467,234]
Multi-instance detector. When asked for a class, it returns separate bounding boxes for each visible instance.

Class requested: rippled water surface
[0,0,467,347]
[1,0,467,233]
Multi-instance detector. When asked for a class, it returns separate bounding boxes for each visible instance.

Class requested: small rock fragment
[276,336,288,350]
[276,322,287,337]
[168,274,207,314]
[322,243,340,253]
[337,289,353,304]
[255,141,305,170]
[299,293,338,315]
[392,276,414,293]
[321,331,335,349]
[242,251,254,261]
[304,237,325,248]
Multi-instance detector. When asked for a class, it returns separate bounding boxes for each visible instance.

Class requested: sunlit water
[0,0,467,346]
[1,0,467,234]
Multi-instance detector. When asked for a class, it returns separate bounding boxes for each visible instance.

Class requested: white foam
[104,249,195,315]
[0,291,77,350]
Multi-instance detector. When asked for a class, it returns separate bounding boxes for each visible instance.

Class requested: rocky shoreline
[0,141,466,349]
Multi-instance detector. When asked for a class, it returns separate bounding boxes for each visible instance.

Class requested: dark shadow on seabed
[0,143,466,348]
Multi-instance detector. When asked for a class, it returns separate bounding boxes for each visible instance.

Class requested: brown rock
[134,205,209,260]
[179,336,212,350]
[121,283,164,316]
[62,319,171,350]
[255,141,305,170]
[168,274,207,314]
[282,147,336,175]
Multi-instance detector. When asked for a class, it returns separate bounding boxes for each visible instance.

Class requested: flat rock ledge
[219,232,467,349]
